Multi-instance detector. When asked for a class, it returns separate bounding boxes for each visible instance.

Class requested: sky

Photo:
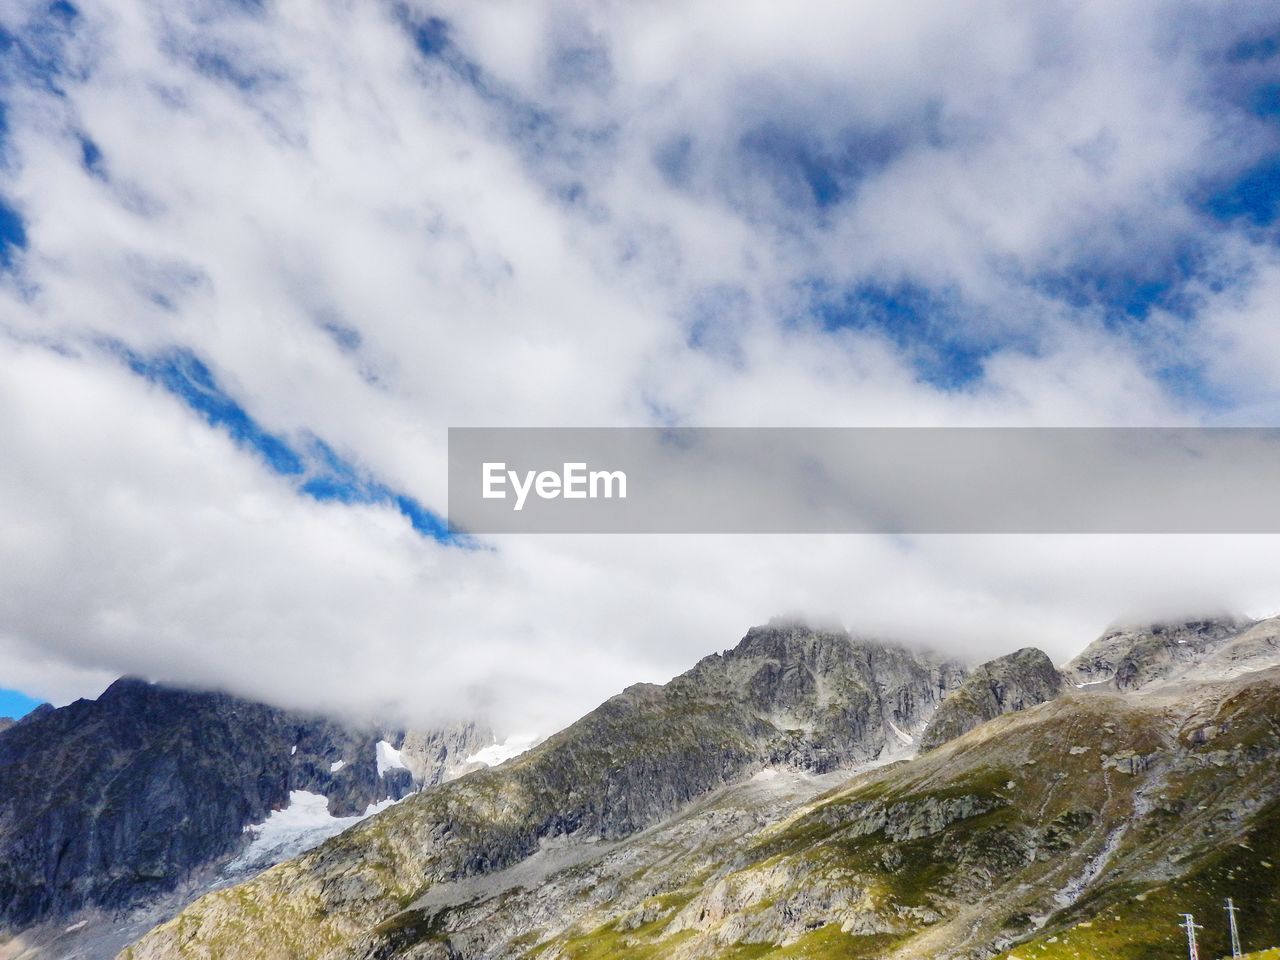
[0,687,41,719]
[1,0,1280,733]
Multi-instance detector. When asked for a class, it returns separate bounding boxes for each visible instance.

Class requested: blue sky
[1,0,1280,728]
[0,687,41,719]
[114,343,452,541]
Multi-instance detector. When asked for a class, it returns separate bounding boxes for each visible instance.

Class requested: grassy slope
[525,676,1280,960]
[120,670,797,960]
[123,667,1280,960]
[524,696,1134,958]
[991,678,1280,960]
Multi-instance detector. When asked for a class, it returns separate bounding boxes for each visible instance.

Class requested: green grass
[528,886,704,960]
[992,793,1280,960]
[715,925,906,959]
[547,919,696,959]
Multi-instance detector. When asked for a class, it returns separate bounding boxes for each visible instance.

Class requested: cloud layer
[1,0,1278,732]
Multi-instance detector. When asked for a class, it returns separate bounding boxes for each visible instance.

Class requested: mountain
[0,677,490,942]
[509,657,1280,960]
[118,616,1280,960]
[118,622,966,960]
[1063,615,1251,691]
[0,718,15,735]
[919,647,1063,751]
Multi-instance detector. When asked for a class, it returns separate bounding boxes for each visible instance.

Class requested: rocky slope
[0,677,490,933]
[118,616,1280,960]
[466,666,1280,960]
[1063,615,1251,690]
[119,622,966,960]
[919,647,1064,751]
[1181,616,1280,684]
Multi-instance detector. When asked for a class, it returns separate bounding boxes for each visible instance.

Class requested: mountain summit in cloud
[0,677,491,945]
[3,2,1280,956]
[1,0,1280,732]
[100,615,1280,960]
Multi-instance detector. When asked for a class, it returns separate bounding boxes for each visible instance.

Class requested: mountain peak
[1099,611,1250,637]
[96,675,155,701]
[0,679,489,931]
[1065,615,1258,691]
[919,646,1063,750]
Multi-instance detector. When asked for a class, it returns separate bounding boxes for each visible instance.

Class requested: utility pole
[1225,898,1243,958]
[1180,913,1202,960]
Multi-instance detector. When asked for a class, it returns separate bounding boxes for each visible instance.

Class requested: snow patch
[329,759,346,773]
[751,768,780,782]
[376,740,407,776]
[64,920,87,933]
[465,733,540,767]
[1074,678,1111,688]
[228,791,399,876]
[887,719,914,745]
[290,745,296,755]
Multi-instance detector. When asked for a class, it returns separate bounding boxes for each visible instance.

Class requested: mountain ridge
[119,614,1280,960]
[0,676,490,936]
[116,623,967,960]
[919,646,1063,751]
[6,614,1279,960]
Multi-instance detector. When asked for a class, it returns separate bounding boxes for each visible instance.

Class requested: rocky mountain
[0,717,15,736]
[1063,615,1251,690]
[4,616,1277,960]
[0,677,490,937]
[1180,616,1280,684]
[509,657,1280,960]
[116,615,1280,960]
[116,622,965,960]
[919,647,1064,751]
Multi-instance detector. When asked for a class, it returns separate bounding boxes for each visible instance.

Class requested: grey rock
[397,723,493,785]
[1193,617,1280,680]
[121,628,1280,960]
[919,647,1063,750]
[1063,615,1249,690]
[0,677,487,930]
[122,623,966,960]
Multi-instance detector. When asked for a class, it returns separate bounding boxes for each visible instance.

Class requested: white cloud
[0,0,1278,733]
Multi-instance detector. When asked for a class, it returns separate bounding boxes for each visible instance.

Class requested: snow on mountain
[464,733,541,767]
[887,718,914,745]
[375,739,407,777]
[227,791,398,876]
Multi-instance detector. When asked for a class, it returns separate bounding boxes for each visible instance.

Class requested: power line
[1180,913,1203,960]
[1225,898,1243,959]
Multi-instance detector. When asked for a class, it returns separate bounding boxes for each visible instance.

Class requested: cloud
[0,0,1278,732]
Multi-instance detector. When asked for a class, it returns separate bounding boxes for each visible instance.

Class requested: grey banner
[447,427,1280,534]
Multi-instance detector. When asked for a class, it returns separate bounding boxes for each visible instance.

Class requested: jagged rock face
[1064,616,1252,691]
[541,670,1280,960]
[352,670,1280,960]
[919,647,1063,751]
[398,723,493,785]
[681,623,967,768]
[1194,617,1280,680]
[0,717,15,736]
[0,678,489,930]
[124,649,1280,960]
[120,625,966,960]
